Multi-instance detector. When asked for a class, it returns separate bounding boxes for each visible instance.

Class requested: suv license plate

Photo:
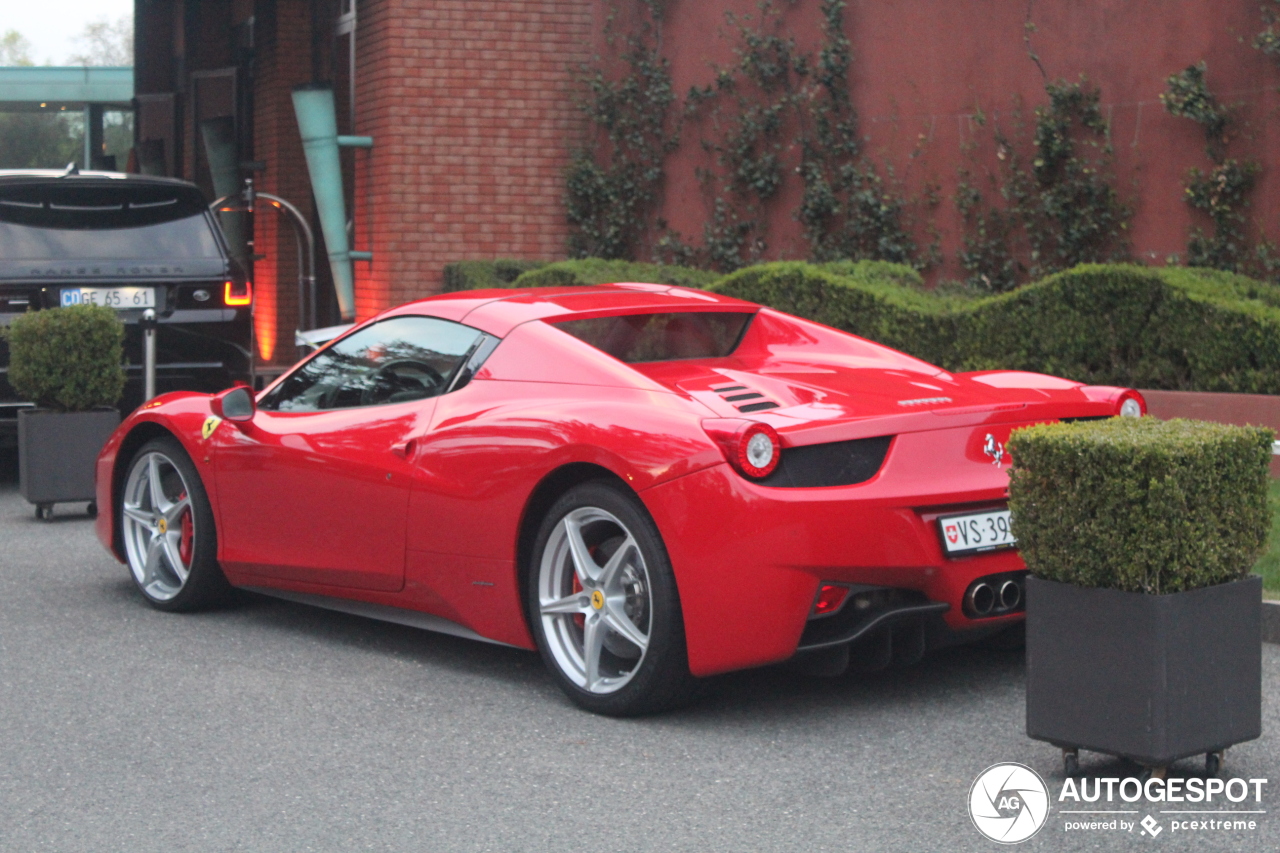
[61,287,156,309]
[938,509,1016,556]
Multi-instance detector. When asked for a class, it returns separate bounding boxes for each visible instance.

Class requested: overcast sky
[6,1,134,65]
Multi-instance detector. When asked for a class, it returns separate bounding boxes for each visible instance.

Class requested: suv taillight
[224,279,252,306]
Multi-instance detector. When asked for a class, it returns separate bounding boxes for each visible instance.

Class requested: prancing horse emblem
[983,434,1006,467]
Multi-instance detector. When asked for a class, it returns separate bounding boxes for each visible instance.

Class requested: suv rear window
[551,311,753,363]
[0,183,221,260]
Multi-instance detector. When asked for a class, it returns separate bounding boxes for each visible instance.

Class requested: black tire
[86,501,97,519]
[118,436,231,612]
[36,504,53,521]
[527,480,698,716]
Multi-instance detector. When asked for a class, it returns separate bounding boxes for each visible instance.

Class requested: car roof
[383,284,758,337]
[0,170,210,210]
[0,169,196,189]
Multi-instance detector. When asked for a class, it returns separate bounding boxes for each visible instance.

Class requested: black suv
[0,171,253,445]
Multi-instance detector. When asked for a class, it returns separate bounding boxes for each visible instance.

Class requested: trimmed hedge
[442,259,548,292]
[511,258,719,290]
[709,262,1280,393]
[955,265,1280,393]
[441,257,1280,394]
[707,261,964,364]
[1006,417,1273,594]
[3,304,125,411]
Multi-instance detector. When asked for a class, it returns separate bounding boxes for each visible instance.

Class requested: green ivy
[1161,63,1261,275]
[1255,1,1280,65]
[956,174,1021,292]
[685,2,806,271]
[1184,159,1262,272]
[565,1,678,260]
[796,1,916,267]
[956,81,1130,290]
[686,0,916,272]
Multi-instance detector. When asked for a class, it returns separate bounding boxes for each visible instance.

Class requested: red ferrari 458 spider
[95,283,1145,714]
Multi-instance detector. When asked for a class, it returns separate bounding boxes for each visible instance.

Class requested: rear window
[551,311,753,363]
[0,182,221,260]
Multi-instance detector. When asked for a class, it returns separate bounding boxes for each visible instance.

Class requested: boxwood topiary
[1007,417,1273,594]
[4,305,125,412]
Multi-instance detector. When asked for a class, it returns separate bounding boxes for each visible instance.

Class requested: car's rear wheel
[529,481,697,715]
[120,436,230,611]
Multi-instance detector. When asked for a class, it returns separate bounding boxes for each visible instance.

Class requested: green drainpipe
[291,84,373,321]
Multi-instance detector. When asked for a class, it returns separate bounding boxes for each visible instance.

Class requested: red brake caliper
[177,491,193,566]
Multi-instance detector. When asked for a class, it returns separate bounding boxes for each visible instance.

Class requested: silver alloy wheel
[537,506,652,694]
[121,451,196,602]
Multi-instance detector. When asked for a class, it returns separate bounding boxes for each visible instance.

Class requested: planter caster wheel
[1063,749,1079,776]
[86,501,97,519]
[1206,751,1223,777]
[35,504,53,522]
[1140,766,1168,782]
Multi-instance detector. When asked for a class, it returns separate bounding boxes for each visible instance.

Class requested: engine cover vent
[711,383,781,413]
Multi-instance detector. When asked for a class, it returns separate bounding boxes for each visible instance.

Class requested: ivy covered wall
[574,0,1279,284]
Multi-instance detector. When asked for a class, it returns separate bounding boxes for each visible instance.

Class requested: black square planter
[18,408,120,505]
[1026,575,1261,767]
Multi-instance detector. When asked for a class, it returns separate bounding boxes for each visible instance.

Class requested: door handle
[392,439,417,459]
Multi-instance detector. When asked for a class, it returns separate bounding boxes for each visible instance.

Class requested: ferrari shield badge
[202,416,223,440]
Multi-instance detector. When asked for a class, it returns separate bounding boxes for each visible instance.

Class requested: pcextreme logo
[969,763,1269,843]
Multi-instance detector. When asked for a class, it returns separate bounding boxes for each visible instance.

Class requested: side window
[261,315,486,412]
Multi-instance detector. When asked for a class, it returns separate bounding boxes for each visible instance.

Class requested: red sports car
[95,284,1145,714]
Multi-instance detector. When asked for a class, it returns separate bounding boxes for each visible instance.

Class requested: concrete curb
[1265,600,1280,645]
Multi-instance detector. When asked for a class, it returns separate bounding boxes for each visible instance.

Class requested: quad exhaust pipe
[963,573,1026,619]
[999,579,1021,610]
[966,582,996,616]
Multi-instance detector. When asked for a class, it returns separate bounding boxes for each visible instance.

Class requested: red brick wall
[251,0,315,362]
[354,0,595,318]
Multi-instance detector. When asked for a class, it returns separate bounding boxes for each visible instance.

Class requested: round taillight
[1118,390,1146,418]
[736,423,780,479]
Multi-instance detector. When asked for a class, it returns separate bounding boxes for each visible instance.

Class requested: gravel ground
[0,451,1276,853]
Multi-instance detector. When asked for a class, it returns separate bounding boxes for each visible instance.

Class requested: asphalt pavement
[1,452,1277,853]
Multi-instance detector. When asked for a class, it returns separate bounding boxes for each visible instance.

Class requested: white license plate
[60,287,156,309]
[938,509,1016,556]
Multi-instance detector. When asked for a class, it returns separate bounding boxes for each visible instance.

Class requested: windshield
[0,215,222,260]
[551,311,753,362]
[0,181,221,260]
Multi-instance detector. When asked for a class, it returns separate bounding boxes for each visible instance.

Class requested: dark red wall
[641,0,1279,279]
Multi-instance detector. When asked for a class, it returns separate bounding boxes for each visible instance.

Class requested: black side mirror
[212,385,256,422]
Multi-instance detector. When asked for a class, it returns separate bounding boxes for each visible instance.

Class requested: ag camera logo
[969,763,1050,843]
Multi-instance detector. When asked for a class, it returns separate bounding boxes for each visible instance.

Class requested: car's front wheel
[119,436,230,611]
[529,481,697,715]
